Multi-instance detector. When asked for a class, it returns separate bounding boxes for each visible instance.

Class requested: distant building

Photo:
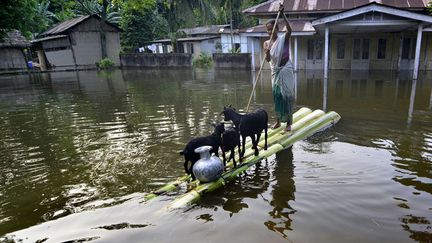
[148,24,244,59]
[243,0,432,78]
[0,30,30,70]
[31,15,121,71]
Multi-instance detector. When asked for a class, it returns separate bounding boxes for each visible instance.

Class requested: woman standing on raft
[264,3,295,132]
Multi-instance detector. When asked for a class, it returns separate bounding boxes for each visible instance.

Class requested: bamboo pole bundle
[144,107,312,200]
[166,111,341,210]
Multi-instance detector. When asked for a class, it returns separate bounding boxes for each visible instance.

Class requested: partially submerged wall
[0,48,27,70]
[120,53,192,67]
[213,53,251,69]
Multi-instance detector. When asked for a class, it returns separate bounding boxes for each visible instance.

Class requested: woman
[264,5,295,132]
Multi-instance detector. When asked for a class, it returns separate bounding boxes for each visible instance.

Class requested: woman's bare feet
[271,121,281,129]
[284,124,292,132]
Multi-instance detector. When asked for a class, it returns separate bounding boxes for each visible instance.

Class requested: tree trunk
[100,0,108,59]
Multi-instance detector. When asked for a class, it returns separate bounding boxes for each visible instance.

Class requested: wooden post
[251,38,255,71]
[407,79,417,127]
[397,33,403,72]
[413,23,423,80]
[323,77,328,111]
[324,26,329,79]
[36,50,47,71]
[294,36,298,71]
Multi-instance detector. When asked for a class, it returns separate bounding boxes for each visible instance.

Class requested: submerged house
[0,30,30,70]
[31,15,121,71]
[242,0,432,78]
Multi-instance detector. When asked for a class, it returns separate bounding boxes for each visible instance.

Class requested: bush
[96,58,115,69]
[193,52,213,68]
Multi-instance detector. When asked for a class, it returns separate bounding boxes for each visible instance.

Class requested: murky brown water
[0,68,431,242]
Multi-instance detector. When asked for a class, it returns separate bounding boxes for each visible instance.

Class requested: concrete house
[242,0,432,79]
[0,30,31,70]
[148,25,247,59]
[31,15,121,71]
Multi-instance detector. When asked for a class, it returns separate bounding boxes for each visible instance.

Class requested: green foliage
[229,47,241,53]
[75,0,121,24]
[120,1,169,52]
[0,0,268,51]
[428,1,432,15]
[215,42,223,53]
[96,58,115,69]
[0,0,39,39]
[33,0,57,36]
[193,52,213,68]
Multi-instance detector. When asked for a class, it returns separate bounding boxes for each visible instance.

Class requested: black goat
[221,106,268,159]
[221,126,241,168]
[180,123,225,180]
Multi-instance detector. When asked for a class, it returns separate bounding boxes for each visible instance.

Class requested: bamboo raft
[145,107,341,210]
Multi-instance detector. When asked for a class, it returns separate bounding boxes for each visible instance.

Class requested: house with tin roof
[31,15,121,71]
[243,0,432,79]
[147,25,235,59]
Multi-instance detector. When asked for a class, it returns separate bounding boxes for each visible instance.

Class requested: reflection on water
[265,148,296,238]
[0,68,431,242]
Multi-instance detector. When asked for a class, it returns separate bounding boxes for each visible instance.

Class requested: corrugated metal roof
[39,15,121,37]
[240,20,315,34]
[179,25,230,35]
[149,36,219,44]
[31,35,68,44]
[243,0,427,14]
[40,15,90,36]
[0,30,30,48]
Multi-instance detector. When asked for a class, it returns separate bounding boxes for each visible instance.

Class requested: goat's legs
[256,132,261,149]
[241,135,246,159]
[237,141,242,163]
[251,135,258,156]
[264,127,268,150]
[221,149,226,167]
[230,149,237,167]
[184,160,190,174]
[190,162,196,180]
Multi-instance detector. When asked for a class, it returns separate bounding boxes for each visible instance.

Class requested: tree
[428,1,432,15]
[120,1,169,52]
[48,0,76,23]
[0,0,39,39]
[75,0,120,24]
[33,0,57,37]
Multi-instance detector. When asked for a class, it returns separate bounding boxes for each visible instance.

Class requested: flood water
[0,68,431,242]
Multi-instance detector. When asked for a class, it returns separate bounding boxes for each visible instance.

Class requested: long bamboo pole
[144,107,312,201]
[166,111,341,210]
[245,4,284,112]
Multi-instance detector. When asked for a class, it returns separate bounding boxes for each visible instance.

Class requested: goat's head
[211,122,225,135]
[221,105,237,121]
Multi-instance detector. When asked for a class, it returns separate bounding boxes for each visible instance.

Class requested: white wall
[221,34,247,53]
[200,39,217,55]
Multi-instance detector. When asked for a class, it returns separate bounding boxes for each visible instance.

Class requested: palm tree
[33,0,57,36]
[75,0,120,24]
[76,0,121,59]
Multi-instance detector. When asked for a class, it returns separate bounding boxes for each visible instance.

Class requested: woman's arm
[264,40,271,62]
[279,4,291,38]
